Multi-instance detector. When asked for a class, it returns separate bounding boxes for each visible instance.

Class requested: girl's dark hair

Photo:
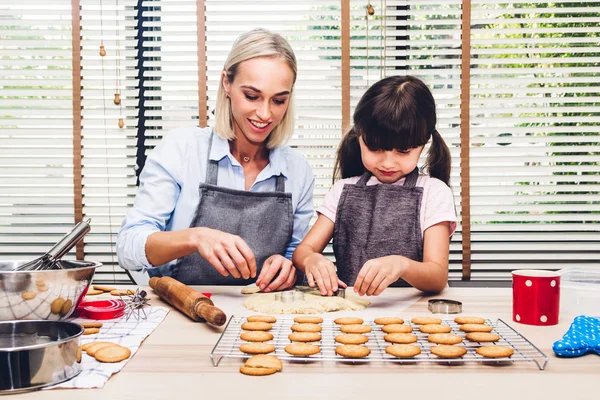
[333,75,451,186]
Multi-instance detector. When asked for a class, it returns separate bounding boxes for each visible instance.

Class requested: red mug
[512,269,560,326]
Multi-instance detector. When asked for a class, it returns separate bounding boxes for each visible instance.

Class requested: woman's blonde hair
[215,28,297,149]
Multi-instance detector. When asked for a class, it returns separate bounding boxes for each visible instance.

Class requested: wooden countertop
[19,286,599,400]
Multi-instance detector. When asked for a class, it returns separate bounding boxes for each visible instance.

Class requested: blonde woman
[117,28,314,290]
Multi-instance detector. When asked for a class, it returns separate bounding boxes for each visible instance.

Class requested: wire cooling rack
[210,316,549,370]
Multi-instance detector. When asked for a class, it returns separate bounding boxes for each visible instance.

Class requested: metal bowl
[0,320,83,393]
[0,260,101,321]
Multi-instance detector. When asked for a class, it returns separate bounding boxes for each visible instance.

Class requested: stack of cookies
[79,341,131,363]
[334,317,371,358]
[455,316,514,358]
[238,315,285,376]
[285,316,323,357]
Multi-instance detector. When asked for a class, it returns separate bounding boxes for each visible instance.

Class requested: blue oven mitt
[553,315,600,357]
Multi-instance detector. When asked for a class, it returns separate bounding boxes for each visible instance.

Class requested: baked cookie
[428,333,463,345]
[239,365,277,376]
[60,299,73,316]
[80,322,103,329]
[386,344,422,358]
[83,328,100,335]
[288,332,322,342]
[431,345,467,358]
[247,315,277,323]
[454,316,486,325]
[411,317,442,325]
[460,324,493,333]
[94,345,131,363]
[335,344,371,358]
[240,331,274,342]
[85,289,104,296]
[476,346,514,358]
[21,291,36,300]
[382,324,412,334]
[340,324,372,334]
[465,332,500,343]
[335,334,369,345]
[241,322,273,331]
[384,333,418,344]
[51,298,65,314]
[244,354,283,372]
[294,316,324,324]
[93,285,117,292]
[419,324,452,334]
[334,317,364,325]
[239,343,276,354]
[284,343,320,356]
[85,342,116,357]
[374,317,404,325]
[291,323,322,333]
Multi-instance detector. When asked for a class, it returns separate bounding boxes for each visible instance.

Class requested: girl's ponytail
[333,127,364,183]
[424,129,451,186]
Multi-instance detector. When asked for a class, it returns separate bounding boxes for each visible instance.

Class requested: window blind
[0,2,77,264]
[469,0,600,280]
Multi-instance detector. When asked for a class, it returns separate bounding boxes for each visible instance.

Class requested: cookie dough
[243,291,370,314]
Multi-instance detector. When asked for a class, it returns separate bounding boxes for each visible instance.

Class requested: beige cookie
[428,333,463,345]
[454,316,486,325]
[288,332,322,342]
[386,344,422,358]
[476,346,514,358]
[384,333,418,344]
[431,345,467,358]
[35,280,46,287]
[94,345,131,363]
[239,343,276,355]
[37,285,49,293]
[51,298,65,314]
[340,324,372,334]
[335,344,371,358]
[334,317,364,325]
[460,324,493,333]
[247,315,277,323]
[85,289,104,296]
[374,317,405,325]
[60,299,73,316]
[465,332,500,343]
[284,343,320,356]
[93,285,117,292]
[241,286,262,295]
[21,291,36,300]
[239,365,277,376]
[110,289,135,296]
[411,317,442,325]
[80,322,103,329]
[241,322,273,331]
[294,316,323,324]
[83,327,100,335]
[85,342,116,356]
[244,354,283,372]
[382,324,413,334]
[291,323,322,333]
[419,324,452,334]
[335,334,369,345]
[240,331,274,342]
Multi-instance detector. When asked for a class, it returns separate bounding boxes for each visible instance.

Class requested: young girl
[292,75,456,296]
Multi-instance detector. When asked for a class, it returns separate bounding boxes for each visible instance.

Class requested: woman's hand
[304,253,347,296]
[354,255,408,296]
[192,227,257,279]
[255,254,297,292]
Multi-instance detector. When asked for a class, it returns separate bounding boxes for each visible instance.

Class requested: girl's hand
[256,255,297,292]
[354,255,408,296]
[304,253,347,296]
[192,227,257,279]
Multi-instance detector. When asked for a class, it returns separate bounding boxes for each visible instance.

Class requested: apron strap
[205,132,219,185]
[403,167,419,188]
[275,175,286,192]
[356,172,372,186]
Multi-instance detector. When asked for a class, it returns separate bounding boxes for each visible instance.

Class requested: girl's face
[359,136,424,183]
[222,57,294,146]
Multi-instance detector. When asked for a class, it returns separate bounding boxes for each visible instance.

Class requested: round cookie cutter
[428,299,462,314]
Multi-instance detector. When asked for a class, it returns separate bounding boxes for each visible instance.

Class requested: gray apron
[333,167,423,287]
[172,133,294,285]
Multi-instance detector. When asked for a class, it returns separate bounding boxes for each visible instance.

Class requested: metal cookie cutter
[428,299,463,314]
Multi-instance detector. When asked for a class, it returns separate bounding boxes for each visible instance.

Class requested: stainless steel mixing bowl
[0,260,101,321]
[0,320,83,393]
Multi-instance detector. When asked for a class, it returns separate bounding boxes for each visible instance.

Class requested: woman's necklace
[242,156,250,162]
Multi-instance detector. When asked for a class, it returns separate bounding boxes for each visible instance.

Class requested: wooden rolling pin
[149,276,226,326]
